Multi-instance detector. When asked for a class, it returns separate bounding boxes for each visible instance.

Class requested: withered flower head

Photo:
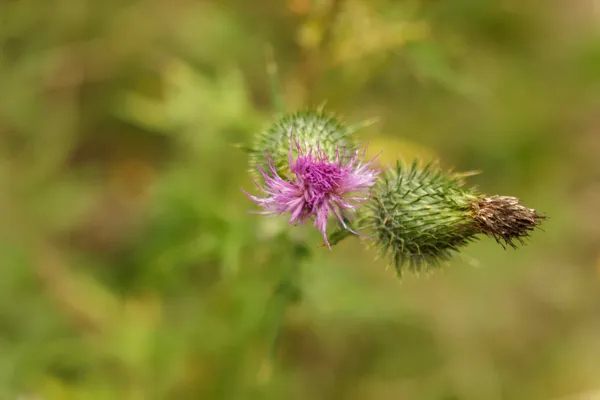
[470,195,546,248]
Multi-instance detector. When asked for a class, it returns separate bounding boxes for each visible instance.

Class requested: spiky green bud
[249,110,357,178]
[357,161,545,276]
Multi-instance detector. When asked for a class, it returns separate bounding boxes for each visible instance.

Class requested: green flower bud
[357,161,545,276]
[249,110,357,178]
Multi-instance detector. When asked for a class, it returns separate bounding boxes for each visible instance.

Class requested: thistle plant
[244,112,545,273]
[242,57,545,381]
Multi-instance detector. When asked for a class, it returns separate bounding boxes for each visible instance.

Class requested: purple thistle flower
[244,137,379,249]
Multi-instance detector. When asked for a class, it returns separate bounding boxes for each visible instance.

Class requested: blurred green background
[1,0,600,399]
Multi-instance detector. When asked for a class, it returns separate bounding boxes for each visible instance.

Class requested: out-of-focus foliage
[1,0,599,399]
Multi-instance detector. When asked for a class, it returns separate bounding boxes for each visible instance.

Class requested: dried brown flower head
[470,196,546,248]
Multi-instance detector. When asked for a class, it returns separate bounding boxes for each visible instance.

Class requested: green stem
[259,241,308,380]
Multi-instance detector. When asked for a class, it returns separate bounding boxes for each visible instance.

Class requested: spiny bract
[358,161,480,275]
[249,110,357,179]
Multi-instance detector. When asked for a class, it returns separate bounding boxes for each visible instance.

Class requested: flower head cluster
[242,109,546,274]
[245,136,379,248]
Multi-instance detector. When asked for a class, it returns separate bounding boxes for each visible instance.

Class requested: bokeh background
[1,0,600,399]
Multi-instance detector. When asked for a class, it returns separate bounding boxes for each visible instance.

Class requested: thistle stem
[259,240,307,381]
